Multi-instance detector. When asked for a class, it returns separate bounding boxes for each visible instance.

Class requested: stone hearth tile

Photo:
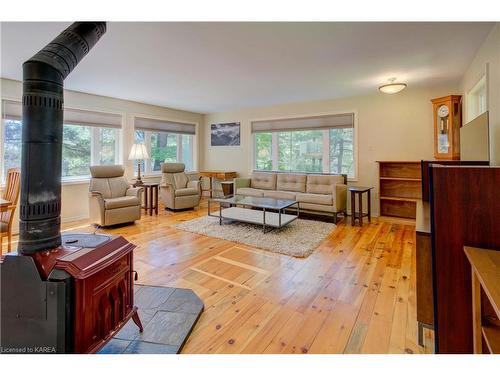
[134,285,175,309]
[140,311,199,347]
[98,338,131,354]
[123,340,178,354]
[114,309,156,341]
[159,288,205,314]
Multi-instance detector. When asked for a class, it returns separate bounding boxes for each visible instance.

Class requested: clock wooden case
[432,95,462,160]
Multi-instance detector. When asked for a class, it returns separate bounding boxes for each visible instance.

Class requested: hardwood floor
[5,199,435,354]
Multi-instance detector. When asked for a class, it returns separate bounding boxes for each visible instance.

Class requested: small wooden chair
[1,168,21,254]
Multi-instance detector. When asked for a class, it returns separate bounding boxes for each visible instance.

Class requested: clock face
[438,105,449,118]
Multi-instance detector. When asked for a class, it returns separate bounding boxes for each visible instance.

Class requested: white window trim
[1,99,124,183]
[131,113,199,172]
[466,74,488,123]
[250,110,359,181]
[134,130,195,174]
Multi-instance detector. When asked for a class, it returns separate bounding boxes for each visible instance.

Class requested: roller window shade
[2,100,22,121]
[64,108,122,128]
[134,117,196,135]
[2,100,122,128]
[251,113,354,133]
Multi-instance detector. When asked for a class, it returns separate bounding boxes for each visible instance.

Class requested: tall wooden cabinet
[377,161,422,219]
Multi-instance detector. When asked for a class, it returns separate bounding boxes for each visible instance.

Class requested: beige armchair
[159,163,201,210]
[89,165,143,226]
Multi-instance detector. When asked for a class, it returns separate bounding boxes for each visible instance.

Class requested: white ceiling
[0,22,494,113]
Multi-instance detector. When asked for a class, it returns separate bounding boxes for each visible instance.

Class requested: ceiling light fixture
[379,77,407,94]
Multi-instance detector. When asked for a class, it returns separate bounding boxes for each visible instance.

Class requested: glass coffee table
[208,195,300,233]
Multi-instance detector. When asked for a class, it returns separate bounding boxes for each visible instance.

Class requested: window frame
[466,74,488,123]
[1,99,124,184]
[134,129,195,175]
[132,114,198,176]
[251,111,358,181]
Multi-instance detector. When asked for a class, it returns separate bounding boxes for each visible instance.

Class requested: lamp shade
[379,77,407,94]
[128,143,150,160]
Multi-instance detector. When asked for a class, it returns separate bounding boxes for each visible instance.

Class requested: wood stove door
[73,252,134,353]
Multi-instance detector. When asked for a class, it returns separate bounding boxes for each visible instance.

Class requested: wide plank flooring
[4,199,434,354]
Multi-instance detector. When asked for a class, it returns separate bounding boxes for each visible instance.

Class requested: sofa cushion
[104,196,140,209]
[276,173,306,192]
[306,174,344,195]
[296,192,333,205]
[236,187,265,197]
[263,190,297,200]
[250,172,277,190]
[299,202,336,213]
[175,187,199,197]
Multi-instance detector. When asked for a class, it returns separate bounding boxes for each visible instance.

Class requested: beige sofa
[89,165,143,226]
[159,163,201,210]
[234,171,347,222]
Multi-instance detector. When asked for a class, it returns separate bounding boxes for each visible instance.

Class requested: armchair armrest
[89,190,104,199]
[126,186,143,198]
[233,177,251,190]
[187,180,201,190]
[89,191,105,225]
[333,183,347,212]
[186,171,200,182]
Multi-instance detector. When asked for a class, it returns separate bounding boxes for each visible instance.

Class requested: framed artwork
[211,122,240,146]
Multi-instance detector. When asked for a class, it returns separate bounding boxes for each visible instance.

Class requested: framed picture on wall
[211,122,241,146]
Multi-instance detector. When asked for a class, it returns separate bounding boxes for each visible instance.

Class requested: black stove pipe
[19,22,106,254]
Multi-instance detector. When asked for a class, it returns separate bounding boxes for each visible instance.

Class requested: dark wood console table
[199,170,237,198]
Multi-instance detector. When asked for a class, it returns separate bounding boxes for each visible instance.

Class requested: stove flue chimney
[19,22,106,254]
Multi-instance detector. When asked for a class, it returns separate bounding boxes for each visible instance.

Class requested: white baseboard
[62,214,89,223]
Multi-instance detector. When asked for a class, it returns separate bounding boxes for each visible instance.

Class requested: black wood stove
[0,22,143,354]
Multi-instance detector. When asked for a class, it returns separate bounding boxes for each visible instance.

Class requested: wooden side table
[464,246,500,354]
[199,171,237,198]
[220,181,234,197]
[349,186,373,226]
[139,182,159,216]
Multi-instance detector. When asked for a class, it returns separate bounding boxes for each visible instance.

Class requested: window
[329,127,354,176]
[62,124,120,179]
[254,132,273,171]
[2,119,22,180]
[1,101,122,182]
[134,116,196,174]
[134,130,194,174]
[467,75,487,122]
[252,113,356,179]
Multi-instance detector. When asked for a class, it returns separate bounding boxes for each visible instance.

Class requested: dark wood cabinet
[415,199,433,344]
[429,165,500,353]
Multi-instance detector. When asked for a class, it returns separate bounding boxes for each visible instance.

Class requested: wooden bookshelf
[377,161,422,219]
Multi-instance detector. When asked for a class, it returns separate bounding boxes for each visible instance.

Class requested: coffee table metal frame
[208,195,300,233]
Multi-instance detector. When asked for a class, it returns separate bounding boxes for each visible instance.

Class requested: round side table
[349,186,373,226]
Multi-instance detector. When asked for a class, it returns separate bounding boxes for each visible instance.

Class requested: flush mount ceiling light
[379,77,407,94]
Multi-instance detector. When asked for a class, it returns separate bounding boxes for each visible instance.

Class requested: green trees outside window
[254,127,354,178]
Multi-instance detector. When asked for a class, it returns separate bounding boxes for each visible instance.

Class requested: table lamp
[128,143,149,185]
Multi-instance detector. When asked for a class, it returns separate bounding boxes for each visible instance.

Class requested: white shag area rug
[174,215,336,258]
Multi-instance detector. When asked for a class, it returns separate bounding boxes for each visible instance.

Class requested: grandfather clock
[432,95,462,160]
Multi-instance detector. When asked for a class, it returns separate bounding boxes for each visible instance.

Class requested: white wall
[461,23,500,165]
[201,85,458,216]
[1,78,204,233]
